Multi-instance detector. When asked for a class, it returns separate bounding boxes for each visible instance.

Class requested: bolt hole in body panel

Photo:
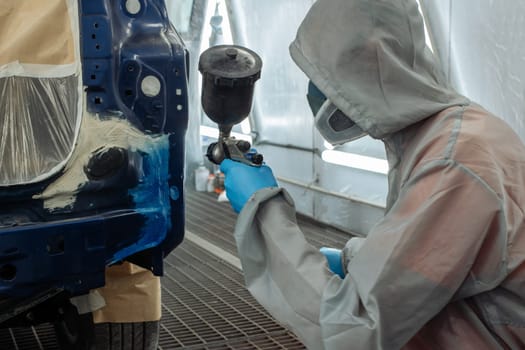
[46,236,65,255]
[0,264,16,281]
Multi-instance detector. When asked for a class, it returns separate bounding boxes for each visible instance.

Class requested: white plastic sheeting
[226,0,315,149]
[0,77,80,186]
[422,0,525,141]
[168,0,212,181]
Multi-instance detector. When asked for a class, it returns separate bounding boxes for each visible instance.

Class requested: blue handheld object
[320,247,345,278]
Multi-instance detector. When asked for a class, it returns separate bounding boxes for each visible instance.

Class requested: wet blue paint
[111,135,172,263]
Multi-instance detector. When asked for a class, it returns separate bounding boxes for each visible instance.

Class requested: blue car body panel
[0,0,188,298]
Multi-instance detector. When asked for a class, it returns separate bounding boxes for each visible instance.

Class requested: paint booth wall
[423,0,525,141]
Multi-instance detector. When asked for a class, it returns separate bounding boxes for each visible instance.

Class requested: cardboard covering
[0,0,75,67]
[93,262,161,323]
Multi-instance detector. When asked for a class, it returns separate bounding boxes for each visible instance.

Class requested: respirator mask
[307,81,366,145]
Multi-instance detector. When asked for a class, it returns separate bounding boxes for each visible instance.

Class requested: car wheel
[91,321,160,350]
[54,304,159,350]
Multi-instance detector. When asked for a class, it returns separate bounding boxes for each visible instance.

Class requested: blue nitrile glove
[320,247,345,278]
[220,159,278,213]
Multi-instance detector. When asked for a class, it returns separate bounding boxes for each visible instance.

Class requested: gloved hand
[321,237,366,279]
[320,247,345,278]
[220,159,278,213]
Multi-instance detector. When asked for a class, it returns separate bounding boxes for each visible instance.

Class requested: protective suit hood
[290,0,469,140]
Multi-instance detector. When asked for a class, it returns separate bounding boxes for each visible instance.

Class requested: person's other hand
[220,159,278,213]
[319,247,345,278]
[321,237,366,278]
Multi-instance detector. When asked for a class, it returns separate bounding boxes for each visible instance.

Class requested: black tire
[54,304,160,350]
[92,321,160,350]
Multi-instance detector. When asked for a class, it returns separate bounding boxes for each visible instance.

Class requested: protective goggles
[307,81,366,145]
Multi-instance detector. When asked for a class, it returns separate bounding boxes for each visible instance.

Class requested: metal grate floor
[158,240,305,349]
[0,325,59,350]
[0,189,352,349]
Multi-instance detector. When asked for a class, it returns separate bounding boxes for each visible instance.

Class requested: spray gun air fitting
[198,45,263,166]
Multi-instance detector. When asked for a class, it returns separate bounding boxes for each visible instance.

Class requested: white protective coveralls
[232,0,525,349]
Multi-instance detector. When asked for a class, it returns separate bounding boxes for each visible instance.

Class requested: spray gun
[198,45,264,166]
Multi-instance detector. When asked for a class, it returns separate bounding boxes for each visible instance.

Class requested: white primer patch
[34,113,158,211]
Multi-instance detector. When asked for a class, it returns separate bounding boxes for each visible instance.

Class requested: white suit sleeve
[234,188,333,349]
[234,161,504,349]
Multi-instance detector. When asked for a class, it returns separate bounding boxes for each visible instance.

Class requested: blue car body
[0,0,188,299]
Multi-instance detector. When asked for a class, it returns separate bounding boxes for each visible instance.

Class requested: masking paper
[0,0,75,68]
[93,262,162,323]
